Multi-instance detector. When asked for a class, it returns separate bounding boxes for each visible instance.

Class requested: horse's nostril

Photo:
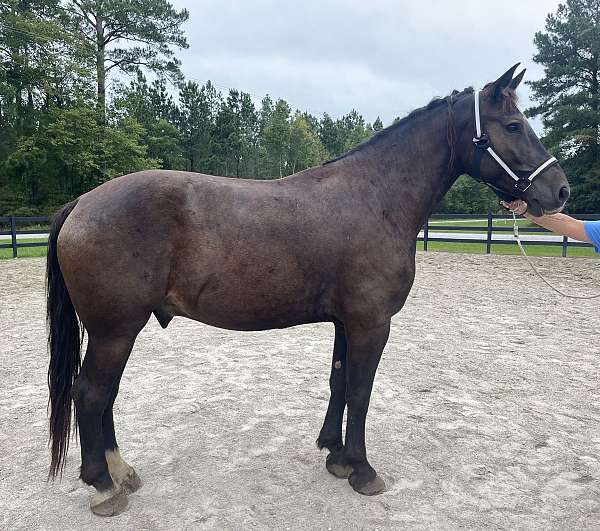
[558,186,570,203]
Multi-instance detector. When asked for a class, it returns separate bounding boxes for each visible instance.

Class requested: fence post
[486,211,493,254]
[562,235,568,257]
[423,217,429,251]
[10,215,17,259]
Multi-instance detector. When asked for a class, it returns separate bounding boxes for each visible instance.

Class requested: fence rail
[420,213,597,257]
[0,216,50,258]
[0,213,597,259]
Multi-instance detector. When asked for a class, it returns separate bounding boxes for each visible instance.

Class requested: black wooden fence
[0,216,50,258]
[1,213,598,259]
[420,213,597,257]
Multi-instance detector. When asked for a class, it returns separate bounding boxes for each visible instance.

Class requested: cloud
[171,0,560,130]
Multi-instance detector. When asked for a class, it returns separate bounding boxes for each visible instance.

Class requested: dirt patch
[1,252,599,530]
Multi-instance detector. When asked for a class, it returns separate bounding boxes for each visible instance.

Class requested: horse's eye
[506,122,522,134]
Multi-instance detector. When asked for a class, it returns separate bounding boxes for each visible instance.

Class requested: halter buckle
[472,134,490,150]
[514,179,532,192]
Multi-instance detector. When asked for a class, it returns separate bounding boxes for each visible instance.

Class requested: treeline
[0,1,388,215]
[1,71,381,214]
[0,0,598,216]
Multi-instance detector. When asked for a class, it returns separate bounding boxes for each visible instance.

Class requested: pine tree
[288,112,326,174]
[178,81,216,172]
[262,99,291,178]
[318,113,343,157]
[238,91,258,177]
[65,0,188,118]
[527,0,600,212]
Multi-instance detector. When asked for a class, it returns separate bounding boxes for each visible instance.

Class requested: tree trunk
[15,82,23,137]
[590,55,598,159]
[95,14,106,121]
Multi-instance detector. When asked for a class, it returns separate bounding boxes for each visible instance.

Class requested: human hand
[500,200,528,216]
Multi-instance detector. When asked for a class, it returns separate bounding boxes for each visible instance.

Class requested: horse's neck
[343,109,461,236]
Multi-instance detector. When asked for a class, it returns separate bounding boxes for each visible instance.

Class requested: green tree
[527,0,600,212]
[178,80,218,172]
[256,95,274,177]
[262,99,291,178]
[0,1,90,146]
[318,111,374,158]
[111,74,184,169]
[144,118,185,170]
[0,1,95,213]
[65,0,189,117]
[341,110,373,151]
[258,95,273,134]
[112,74,178,125]
[238,91,259,176]
[101,117,158,176]
[210,89,257,177]
[5,107,156,210]
[288,112,327,173]
[439,175,499,214]
[212,90,242,176]
[318,113,344,157]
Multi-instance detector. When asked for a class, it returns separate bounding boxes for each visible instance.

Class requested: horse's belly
[162,273,330,331]
[177,300,323,331]
[188,310,321,331]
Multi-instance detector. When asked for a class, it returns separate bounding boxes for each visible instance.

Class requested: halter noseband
[471,90,557,195]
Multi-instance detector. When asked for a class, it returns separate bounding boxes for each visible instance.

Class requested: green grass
[0,237,48,259]
[423,217,597,256]
[428,218,537,232]
[418,240,597,257]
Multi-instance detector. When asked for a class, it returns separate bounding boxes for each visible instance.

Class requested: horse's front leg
[343,319,390,495]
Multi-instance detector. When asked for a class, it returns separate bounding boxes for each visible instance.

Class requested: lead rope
[511,211,600,300]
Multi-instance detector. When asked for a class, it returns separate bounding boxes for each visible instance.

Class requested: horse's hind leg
[72,331,139,516]
[316,322,352,478]
[103,379,142,494]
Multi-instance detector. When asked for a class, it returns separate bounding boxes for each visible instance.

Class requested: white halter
[472,90,557,193]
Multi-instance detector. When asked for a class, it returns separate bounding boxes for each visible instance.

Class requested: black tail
[46,199,82,478]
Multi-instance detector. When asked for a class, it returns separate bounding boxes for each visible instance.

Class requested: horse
[46,64,570,516]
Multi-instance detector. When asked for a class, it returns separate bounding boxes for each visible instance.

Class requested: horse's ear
[490,63,520,101]
[509,68,526,90]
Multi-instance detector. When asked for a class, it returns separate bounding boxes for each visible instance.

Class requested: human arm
[500,200,591,243]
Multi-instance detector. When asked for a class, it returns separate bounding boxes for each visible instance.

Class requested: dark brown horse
[47,65,569,516]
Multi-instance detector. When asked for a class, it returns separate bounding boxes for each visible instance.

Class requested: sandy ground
[1,252,599,530]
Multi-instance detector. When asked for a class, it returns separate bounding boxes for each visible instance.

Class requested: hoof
[119,468,142,494]
[90,485,128,517]
[326,452,353,479]
[349,473,386,496]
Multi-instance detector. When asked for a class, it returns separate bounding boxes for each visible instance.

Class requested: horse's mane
[323,84,518,166]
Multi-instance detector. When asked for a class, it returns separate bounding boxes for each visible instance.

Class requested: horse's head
[457,64,569,216]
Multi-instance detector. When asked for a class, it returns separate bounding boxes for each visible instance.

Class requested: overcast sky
[170,0,561,130]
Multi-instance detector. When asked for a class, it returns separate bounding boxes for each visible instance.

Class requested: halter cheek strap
[471,90,557,194]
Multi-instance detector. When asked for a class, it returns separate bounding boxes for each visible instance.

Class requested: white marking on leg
[105,449,132,485]
[105,449,141,493]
